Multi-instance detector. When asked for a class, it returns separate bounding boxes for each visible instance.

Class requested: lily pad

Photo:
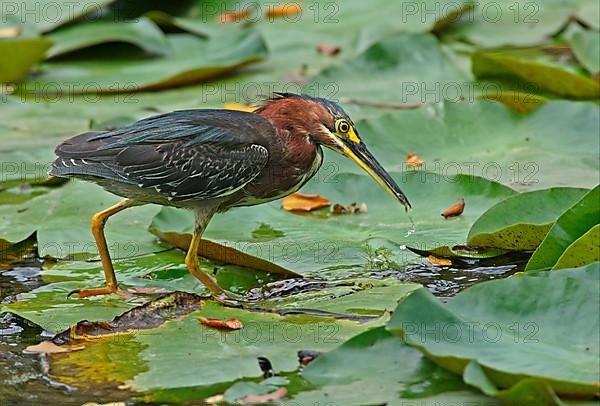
[295,327,498,405]
[472,51,600,99]
[306,32,468,104]
[18,30,268,93]
[526,186,600,271]
[46,17,172,58]
[0,180,165,258]
[553,225,600,270]
[45,301,379,395]
[151,172,516,273]
[0,37,52,83]
[467,187,589,250]
[387,266,600,399]
[445,0,598,47]
[570,30,600,74]
[3,0,115,33]
[336,100,600,191]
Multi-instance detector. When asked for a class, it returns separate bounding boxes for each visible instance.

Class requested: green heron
[50,93,411,303]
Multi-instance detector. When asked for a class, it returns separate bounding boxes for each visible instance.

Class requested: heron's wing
[51,110,273,201]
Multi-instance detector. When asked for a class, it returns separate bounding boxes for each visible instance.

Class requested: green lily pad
[337,100,600,191]
[467,187,589,250]
[463,360,564,405]
[1,249,285,332]
[306,32,468,104]
[472,51,600,99]
[0,180,165,258]
[445,0,598,47]
[45,301,379,395]
[553,225,600,270]
[295,327,498,405]
[3,0,115,33]
[526,186,600,271]
[570,30,600,74]
[387,266,600,399]
[0,37,52,83]
[18,30,268,93]
[46,17,172,58]
[151,172,516,273]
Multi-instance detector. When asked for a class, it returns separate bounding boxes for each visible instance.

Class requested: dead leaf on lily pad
[282,193,330,212]
[25,340,84,354]
[217,9,251,23]
[406,152,424,168]
[266,4,302,18]
[441,199,465,218]
[198,317,244,330]
[240,387,288,404]
[0,26,20,38]
[427,255,452,267]
[224,102,257,112]
[331,202,367,214]
[317,43,341,56]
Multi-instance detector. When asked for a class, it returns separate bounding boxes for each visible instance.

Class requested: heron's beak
[340,137,411,210]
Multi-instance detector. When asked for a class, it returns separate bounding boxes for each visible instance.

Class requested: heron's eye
[336,120,351,134]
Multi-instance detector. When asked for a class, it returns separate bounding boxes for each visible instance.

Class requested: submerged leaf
[240,387,287,404]
[25,340,84,354]
[427,255,452,267]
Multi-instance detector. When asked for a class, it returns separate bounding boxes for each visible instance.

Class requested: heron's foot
[68,286,131,299]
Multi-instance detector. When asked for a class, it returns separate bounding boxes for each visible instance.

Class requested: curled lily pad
[0,37,52,83]
[18,30,268,93]
[467,187,589,250]
[526,186,600,271]
[46,17,171,58]
[472,51,600,99]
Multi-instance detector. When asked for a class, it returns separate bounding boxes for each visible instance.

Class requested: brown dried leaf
[427,255,452,267]
[406,152,424,168]
[317,43,341,56]
[266,4,302,18]
[240,387,288,404]
[25,341,84,354]
[0,26,20,38]
[224,102,257,112]
[217,9,251,23]
[331,201,367,215]
[198,317,244,330]
[282,193,330,212]
[441,198,465,218]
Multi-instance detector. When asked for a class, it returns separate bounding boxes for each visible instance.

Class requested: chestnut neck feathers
[256,94,340,145]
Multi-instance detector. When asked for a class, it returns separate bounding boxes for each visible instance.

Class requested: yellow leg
[185,232,225,296]
[185,209,242,306]
[69,199,134,299]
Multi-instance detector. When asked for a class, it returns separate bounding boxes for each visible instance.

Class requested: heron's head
[258,93,411,210]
